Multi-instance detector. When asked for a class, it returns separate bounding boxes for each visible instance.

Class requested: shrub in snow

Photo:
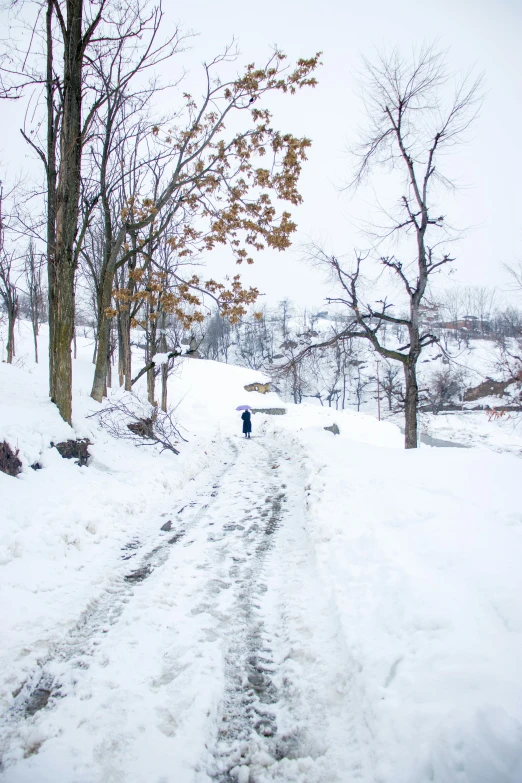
[52,438,91,466]
[0,440,22,476]
[424,367,466,414]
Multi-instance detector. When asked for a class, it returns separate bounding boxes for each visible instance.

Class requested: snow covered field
[1,323,522,782]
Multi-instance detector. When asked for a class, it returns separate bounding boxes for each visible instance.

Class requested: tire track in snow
[0,433,367,781]
[205,436,369,783]
[0,438,239,772]
[209,453,286,781]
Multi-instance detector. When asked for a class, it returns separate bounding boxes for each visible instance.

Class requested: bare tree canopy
[351,44,483,191]
[292,46,483,448]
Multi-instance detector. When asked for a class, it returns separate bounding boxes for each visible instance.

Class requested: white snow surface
[1,322,522,782]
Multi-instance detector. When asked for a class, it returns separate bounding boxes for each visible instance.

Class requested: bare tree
[3,0,184,423]
[0,187,20,364]
[425,366,465,414]
[505,262,522,293]
[301,47,482,447]
[0,254,19,364]
[380,361,402,411]
[23,241,45,362]
[201,311,233,363]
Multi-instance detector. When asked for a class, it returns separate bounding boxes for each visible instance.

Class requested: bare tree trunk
[117,310,124,387]
[91,274,112,401]
[25,243,41,364]
[0,279,18,364]
[147,324,157,404]
[45,0,59,398]
[31,296,40,364]
[91,226,130,400]
[48,0,84,424]
[48,262,76,421]
[6,311,15,363]
[33,322,38,363]
[121,261,137,392]
[147,366,155,405]
[160,312,168,411]
[122,311,132,391]
[403,361,419,449]
[106,339,112,389]
[161,364,168,412]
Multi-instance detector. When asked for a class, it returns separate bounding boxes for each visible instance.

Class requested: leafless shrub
[90,393,187,455]
[425,367,466,414]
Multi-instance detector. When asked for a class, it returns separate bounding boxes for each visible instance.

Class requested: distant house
[435,315,490,334]
[463,315,479,329]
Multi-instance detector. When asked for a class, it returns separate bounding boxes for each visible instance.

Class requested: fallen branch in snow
[89,394,187,455]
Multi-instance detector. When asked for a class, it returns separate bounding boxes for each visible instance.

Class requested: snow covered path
[0,434,366,783]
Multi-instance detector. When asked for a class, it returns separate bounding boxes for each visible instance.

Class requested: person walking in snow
[241,409,252,439]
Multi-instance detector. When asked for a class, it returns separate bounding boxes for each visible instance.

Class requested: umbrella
[236,405,252,411]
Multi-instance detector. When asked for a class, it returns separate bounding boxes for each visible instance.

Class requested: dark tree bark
[91,264,114,400]
[47,0,105,423]
[0,190,19,364]
[403,361,419,449]
[49,0,85,423]
[1,280,19,364]
[24,242,43,363]
[46,0,59,388]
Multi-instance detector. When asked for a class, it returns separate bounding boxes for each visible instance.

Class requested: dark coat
[241,410,252,433]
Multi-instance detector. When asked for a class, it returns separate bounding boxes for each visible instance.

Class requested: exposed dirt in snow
[0,434,363,783]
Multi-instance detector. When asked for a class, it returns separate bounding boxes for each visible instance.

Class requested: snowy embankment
[265,405,522,782]
[0,323,271,720]
[1,321,522,782]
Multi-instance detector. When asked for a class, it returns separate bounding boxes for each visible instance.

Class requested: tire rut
[210,444,290,782]
[0,439,239,771]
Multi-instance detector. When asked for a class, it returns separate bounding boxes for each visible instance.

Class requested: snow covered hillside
[1,323,522,783]
[197,307,522,457]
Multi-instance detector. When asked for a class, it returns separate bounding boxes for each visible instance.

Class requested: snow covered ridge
[2,325,522,781]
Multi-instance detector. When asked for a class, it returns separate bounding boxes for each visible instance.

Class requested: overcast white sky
[169,0,522,307]
[2,0,521,309]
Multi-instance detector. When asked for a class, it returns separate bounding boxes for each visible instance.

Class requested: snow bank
[264,411,522,782]
[0,327,273,712]
[172,357,279,436]
[3,324,522,782]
